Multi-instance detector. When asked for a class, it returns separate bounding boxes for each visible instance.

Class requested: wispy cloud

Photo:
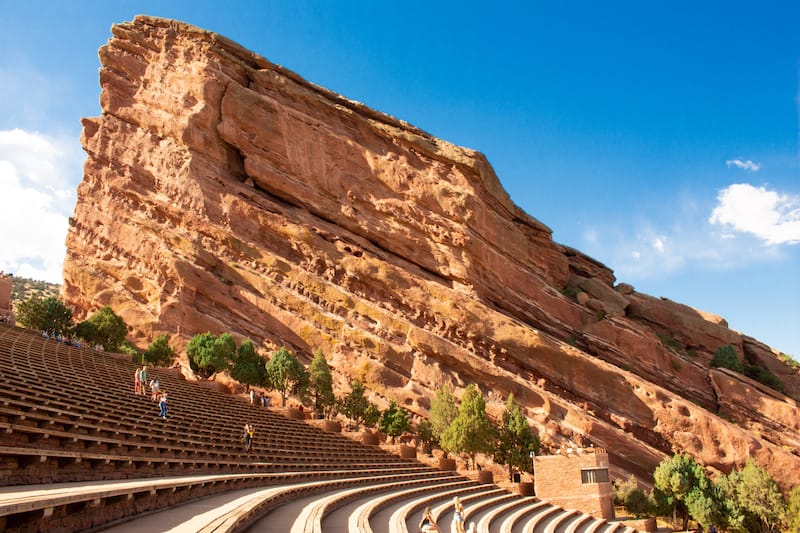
[581,183,797,281]
[709,183,800,245]
[726,159,761,172]
[0,128,82,283]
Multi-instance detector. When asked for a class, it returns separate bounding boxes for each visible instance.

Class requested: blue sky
[1,1,798,357]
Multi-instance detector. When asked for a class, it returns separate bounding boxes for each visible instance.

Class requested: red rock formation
[62,16,800,490]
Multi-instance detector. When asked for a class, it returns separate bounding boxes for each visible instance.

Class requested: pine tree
[264,347,308,407]
[379,401,411,441]
[338,381,380,429]
[308,349,336,418]
[143,334,175,366]
[492,394,539,480]
[430,384,458,443]
[230,339,267,389]
[440,384,493,469]
[17,295,73,336]
[79,306,128,352]
[186,332,236,378]
[654,454,720,530]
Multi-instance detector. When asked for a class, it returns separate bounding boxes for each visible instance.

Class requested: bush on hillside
[187,332,235,378]
[143,334,175,367]
[308,349,336,418]
[230,339,267,388]
[379,401,411,441]
[264,346,308,407]
[711,344,744,373]
[16,295,73,335]
[77,306,128,352]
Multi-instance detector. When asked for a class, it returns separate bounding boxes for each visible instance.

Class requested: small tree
[363,403,381,429]
[338,380,371,430]
[265,347,308,407]
[308,349,336,418]
[493,394,540,480]
[440,384,493,469]
[711,344,744,373]
[379,401,411,442]
[653,454,717,531]
[430,384,458,445]
[187,332,236,378]
[16,295,73,335]
[614,475,653,518]
[230,339,267,389]
[786,487,800,533]
[417,420,435,456]
[143,334,175,366]
[79,306,128,352]
[722,459,786,533]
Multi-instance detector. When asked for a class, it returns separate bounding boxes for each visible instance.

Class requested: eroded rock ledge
[63,15,800,489]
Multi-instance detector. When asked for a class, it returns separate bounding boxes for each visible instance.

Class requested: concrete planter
[361,431,379,446]
[478,470,493,484]
[518,481,535,496]
[399,445,416,459]
[286,407,304,420]
[322,420,341,433]
[438,457,457,471]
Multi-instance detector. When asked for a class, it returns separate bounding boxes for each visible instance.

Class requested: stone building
[0,273,13,324]
[533,446,614,520]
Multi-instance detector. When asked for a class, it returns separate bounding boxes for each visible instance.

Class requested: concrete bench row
[0,324,638,533]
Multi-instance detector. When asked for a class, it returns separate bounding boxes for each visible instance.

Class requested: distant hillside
[11,276,61,308]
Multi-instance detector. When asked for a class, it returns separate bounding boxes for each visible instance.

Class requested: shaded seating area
[0,324,635,532]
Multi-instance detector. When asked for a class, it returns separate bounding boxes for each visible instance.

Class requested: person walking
[138,365,148,396]
[149,378,160,401]
[134,367,141,394]
[452,496,465,533]
[244,423,255,452]
[158,392,168,419]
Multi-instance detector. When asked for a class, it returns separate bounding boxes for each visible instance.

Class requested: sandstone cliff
[62,16,800,490]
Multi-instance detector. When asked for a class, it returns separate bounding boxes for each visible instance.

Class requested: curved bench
[498,499,549,533]
[290,471,461,533]
[475,496,538,532]
[389,485,504,533]
[521,503,562,533]
[349,478,474,532]
[543,509,579,533]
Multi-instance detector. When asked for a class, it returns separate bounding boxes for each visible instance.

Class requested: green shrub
[561,285,580,301]
[16,295,73,335]
[565,335,577,347]
[745,364,784,392]
[143,334,175,367]
[711,344,744,373]
[779,352,799,370]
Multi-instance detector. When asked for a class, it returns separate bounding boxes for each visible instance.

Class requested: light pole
[529,450,536,496]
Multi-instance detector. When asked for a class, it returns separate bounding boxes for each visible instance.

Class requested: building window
[581,468,609,484]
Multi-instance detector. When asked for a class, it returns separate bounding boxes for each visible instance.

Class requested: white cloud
[0,129,82,283]
[709,183,800,245]
[726,159,761,172]
[580,183,797,281]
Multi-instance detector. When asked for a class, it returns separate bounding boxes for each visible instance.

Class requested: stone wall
[534,447,614,520]
[0,274,13,323]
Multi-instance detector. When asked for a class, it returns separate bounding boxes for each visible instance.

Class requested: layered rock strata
[63,16,800,489]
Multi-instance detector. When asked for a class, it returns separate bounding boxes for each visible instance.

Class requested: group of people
[41,330,103,350]
[248,389,271,408]
[419,497,473,533]
[133,365,168,419]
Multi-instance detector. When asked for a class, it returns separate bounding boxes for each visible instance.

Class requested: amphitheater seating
[0,324,637,532]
